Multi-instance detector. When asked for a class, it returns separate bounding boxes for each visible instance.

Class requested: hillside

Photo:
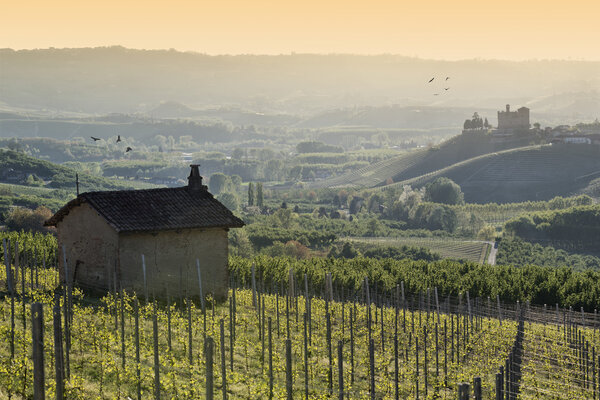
[1,48,599,117]
[0,149,161,192]
[385,144,600,203]
[311,131,539,189]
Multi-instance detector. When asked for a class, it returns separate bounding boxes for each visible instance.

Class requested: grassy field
[346,237,492,264]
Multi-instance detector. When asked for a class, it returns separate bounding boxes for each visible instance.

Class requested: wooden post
[497,295,502,326]
[394,331,399,400]
[153,301,160,400]
[251,264,257,307]
[286,338,293,400]
[220,319,227,400]
[496,368,504,400]
[473,376,482,400]
[338,340,344,400]
[369,338,375,400]
[141,254,148,303]
[167,295,172,352]
[32,303,45,400]
[327,310,333,395]
[2,239,13,293]
[350,305,355,385]
[197,259,205,314]
[269,317,274,400]
[434,287,440,324]
[53,292,64,400]
[206,336,214,400]
[187,298,193,364]
[458,383,470,400]
[303,313,308,400]
[134,297,141,400]
[120,289,126,369]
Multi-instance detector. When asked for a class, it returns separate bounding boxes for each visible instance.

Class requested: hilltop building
[45,165,244,299]
[496,104,530,133]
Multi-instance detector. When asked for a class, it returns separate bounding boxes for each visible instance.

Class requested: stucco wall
[56,202,119,291]
[118,228,229,300]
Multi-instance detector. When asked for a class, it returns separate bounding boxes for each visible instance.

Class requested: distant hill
[1,47,598,118]
[385,144,600,203]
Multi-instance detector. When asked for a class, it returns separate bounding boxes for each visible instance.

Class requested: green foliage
[424,177,464,205]
[296,141,343,154]
[245,225,336,250]
[209,173,229,194]
[504,205,600,250]
[496,238,600,271]
[4,206,54,233]
[0,230,57,265]
[229,255,600,311]
[256,182,264,208]
[247,182,254,206]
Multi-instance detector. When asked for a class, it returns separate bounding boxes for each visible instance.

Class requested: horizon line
[1,45,599,63]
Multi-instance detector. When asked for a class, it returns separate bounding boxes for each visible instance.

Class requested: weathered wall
[56,202,119,291]
[118,228,229,300]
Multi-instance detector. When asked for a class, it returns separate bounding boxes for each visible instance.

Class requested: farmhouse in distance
[45,165,244,299]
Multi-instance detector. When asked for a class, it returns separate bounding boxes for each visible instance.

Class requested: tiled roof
[45,187,245,232]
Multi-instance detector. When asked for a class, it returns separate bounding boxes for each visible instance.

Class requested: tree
[424,177,464,205]
[5,206,54,233]
[209,173,229,194]
[484,118,490,128]
[256,183,264,208]
[247,182,255,206]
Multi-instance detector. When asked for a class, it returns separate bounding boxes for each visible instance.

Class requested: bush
[5,206,54,233]
[424,177,464,205]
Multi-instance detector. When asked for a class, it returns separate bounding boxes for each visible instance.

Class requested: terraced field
[345,236,491,264]
[380,144,600,203]
[310,149,429,189]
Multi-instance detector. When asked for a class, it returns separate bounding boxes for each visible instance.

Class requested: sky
[1,0,599,60]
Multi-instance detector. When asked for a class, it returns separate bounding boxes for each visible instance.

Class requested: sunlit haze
[2,0,599,59]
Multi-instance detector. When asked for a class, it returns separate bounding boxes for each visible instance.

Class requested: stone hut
[45,165,244,300]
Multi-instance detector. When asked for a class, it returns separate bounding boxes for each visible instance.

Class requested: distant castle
[497,104,530,132]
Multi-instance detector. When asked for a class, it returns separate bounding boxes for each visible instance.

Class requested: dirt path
[487,241,498,265]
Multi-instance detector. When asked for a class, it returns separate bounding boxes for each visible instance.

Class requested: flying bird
[444,88,450,91]
[125,147,133,153]
[433,93,440,96]
[428,77,435,83]
[116,135,121,143]
[445,77,450,81]
[90,136,101,142]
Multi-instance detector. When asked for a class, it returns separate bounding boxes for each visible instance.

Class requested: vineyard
[345,237,491,264]
[310,150,429,189]
[2,240,600,399]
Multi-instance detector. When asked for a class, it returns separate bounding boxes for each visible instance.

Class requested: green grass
[345,237,491,264]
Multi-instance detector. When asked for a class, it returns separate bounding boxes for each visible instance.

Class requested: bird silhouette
[90,136,101,142]
[445,77,450,81]
[433,93,439,96]
[125,147,133,153]
[428,77,435,83]
[116,135,121,143]
[444,88,450,91]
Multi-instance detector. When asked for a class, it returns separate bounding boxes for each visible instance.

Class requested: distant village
[463,104,600,144]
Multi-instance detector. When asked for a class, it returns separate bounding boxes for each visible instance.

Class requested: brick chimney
[187,164,207,191]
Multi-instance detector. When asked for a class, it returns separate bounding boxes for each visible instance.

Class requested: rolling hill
[384,144,600,203]
[311,131,540,189]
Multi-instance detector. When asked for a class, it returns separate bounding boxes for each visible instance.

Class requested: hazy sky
[2,0,599,60]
